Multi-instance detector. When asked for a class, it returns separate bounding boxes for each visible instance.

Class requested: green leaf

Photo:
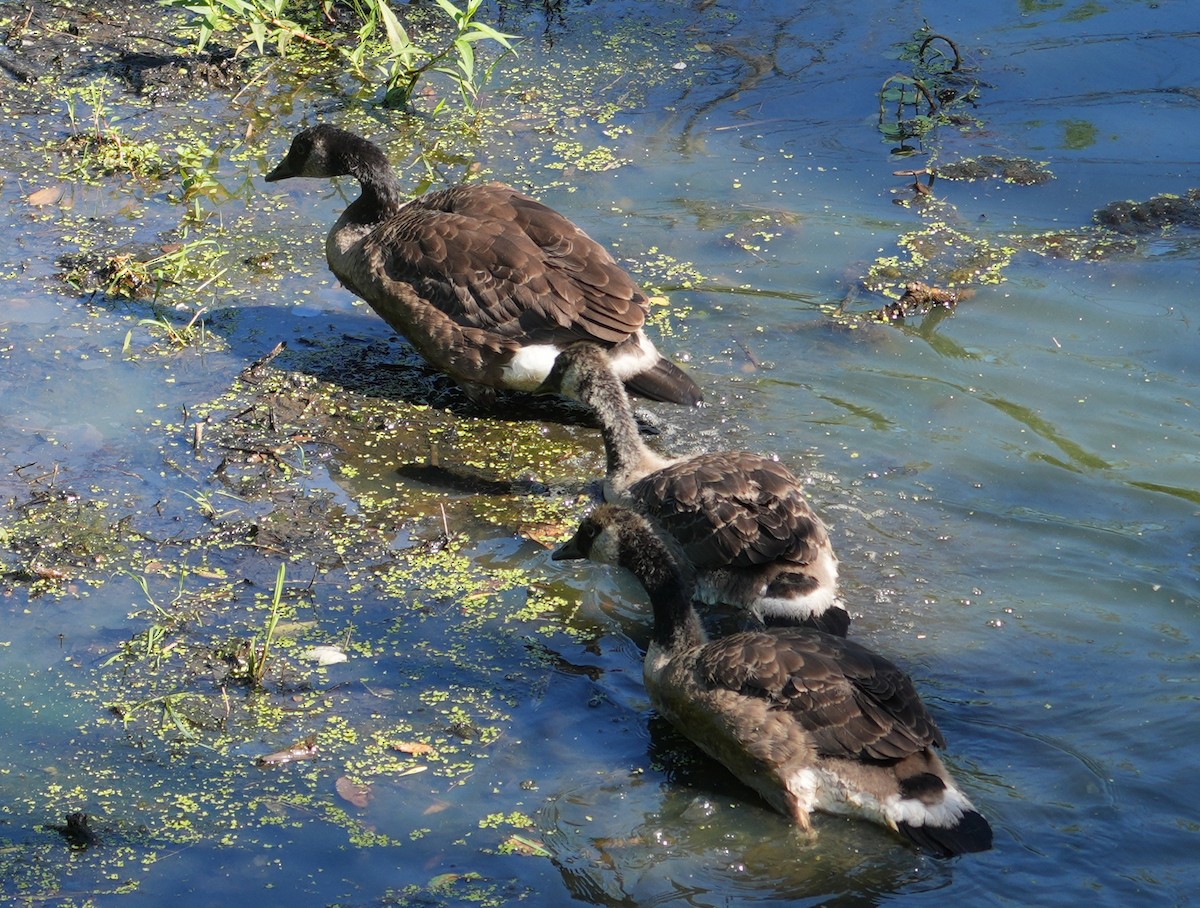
[377,2,412,56]
[382,83,411,109]
[454,36,475,81]
[466,22,516,49]
[248,19,267,53]
[161,697,199,740]
[431,0,466,26]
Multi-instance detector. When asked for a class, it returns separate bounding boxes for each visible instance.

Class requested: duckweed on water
[2,347,611,897]
[854,162,1188,323]
[0,487,131,594]
[2,4,718,902]
[937,154,1054,185]
[853,188,1187,325]
[545,141,627,173]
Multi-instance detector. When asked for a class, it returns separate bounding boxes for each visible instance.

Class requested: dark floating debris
[44,811,101,850]
[110,48,243,100]
[876,281,964,321]
[891,167,937,205]
[938,155,1054,185]
[1094,188,1200,234]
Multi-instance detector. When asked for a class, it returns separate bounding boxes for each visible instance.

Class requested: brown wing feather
[629,453,828,570]
[369,183,647,346]
[696,630,945,762]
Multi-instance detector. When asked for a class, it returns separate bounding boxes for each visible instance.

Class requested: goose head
[537,343,645,435]
[535,343,617,404]
[553,505,696,600]
[552,503,626,565]
[539,344,669,490]
[265,124,391,183]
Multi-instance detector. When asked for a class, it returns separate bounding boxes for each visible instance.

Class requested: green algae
[851,189,1188,326]
[1,348,606,899]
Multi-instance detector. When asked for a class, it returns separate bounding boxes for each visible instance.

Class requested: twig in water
[919,33,962,71]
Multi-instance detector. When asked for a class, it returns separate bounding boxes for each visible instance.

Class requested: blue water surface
[1,1,1197,905]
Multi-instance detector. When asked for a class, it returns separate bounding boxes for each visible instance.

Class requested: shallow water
[2,0,1198,905]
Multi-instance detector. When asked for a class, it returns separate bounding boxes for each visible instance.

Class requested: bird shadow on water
[204,302,696,435]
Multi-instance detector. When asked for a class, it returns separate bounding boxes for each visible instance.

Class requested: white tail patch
[754,587,840,623]
[787,766,893,827]
[604,334,657,381]
[502,344,566,390]
[885,783,976,829]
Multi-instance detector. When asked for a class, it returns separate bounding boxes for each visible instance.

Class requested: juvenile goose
[539,343,846,634]
[553,505,993,857]
[264,125,703,406]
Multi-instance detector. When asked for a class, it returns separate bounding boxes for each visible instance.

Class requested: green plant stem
[253,563,286,686]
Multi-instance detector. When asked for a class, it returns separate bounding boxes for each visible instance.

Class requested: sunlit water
[2,1,1198,905]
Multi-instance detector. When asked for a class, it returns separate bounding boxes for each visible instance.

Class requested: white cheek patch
[502,344,564,389]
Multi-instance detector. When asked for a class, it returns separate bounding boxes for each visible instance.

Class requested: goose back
[555,504,992,857]
[266,125,702,405]
[543,343,844,633]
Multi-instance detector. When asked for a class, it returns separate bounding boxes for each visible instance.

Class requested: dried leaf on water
[502,834,552,857]
[520,522,573,548]
[27,185,64,207]
[393,741,437,756]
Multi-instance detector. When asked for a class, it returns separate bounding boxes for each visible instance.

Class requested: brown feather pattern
[265,125,702,405]
[554,505,992,856]
[372,186,647,345]
[695,629,946,761]
[628,452,830,572]
[541,343,842,631]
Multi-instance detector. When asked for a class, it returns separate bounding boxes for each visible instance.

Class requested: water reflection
[538,758,962,906]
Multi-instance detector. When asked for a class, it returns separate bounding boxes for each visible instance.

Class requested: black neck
[620,529,705,652]
[342,138,406,226]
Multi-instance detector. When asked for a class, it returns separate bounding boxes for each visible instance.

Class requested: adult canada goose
[264,124,703,406]
[553,505,993,857]
[538,343,847,635]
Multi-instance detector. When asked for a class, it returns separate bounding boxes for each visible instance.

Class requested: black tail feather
[762,604,852,637]
[623,358,703,406]
[898,810,993,857]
